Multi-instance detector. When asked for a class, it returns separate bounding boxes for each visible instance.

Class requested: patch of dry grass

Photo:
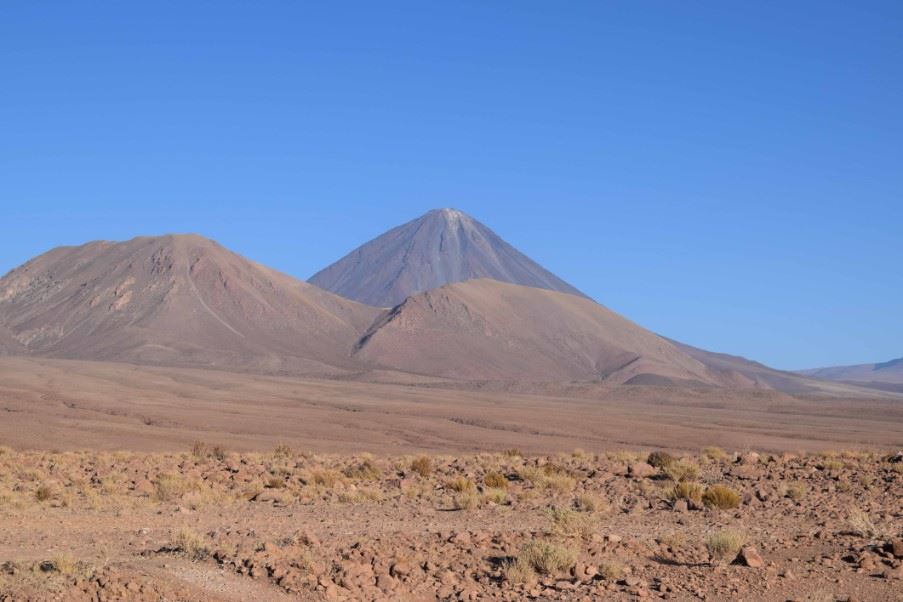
[517,540,577,576]
[173,527,207,560]
[706,530,745,562]
[662,460,699,482]
[483,471,508,489]
[702,484,740,509]
[410,456,433,477]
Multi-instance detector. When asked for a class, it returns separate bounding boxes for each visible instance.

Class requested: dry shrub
[190,441,207,459]
[34,484,54,502]
[547,506,594,538]
[309,469,342,488]
[502,557,535,584]
[599,559,625,580]
[47,554,77,576]
[573,493,605,513]
[647,451,676,468]
[667,481,704,503]
[266,476,286,489]
[848,507,882,539]
[706,530,745,562]
[154,473,194,502]
[482,488,507,505]
[517,541,577,576]
[410,456,433,477]
[447,476,475,493]
[662,460,699,482]
[784,482,807,500]
[503,448,523,458]
[702,484,740,509]
[453,492,479,510]
[702,446,729,461]
[344,459,381,481]
[273,443,294,459]
[173,527,207,560]
[483,471,508,489]
[210,445,227,462]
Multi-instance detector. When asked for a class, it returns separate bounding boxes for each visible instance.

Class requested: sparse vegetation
[667,481,704,503]
[706,530,746,562]
[573,493,605,512]
[410,456,433,477]
[662,460,699,482]
[647,451,675,468]
[702,484,741,509]
[343,458,381,480]
[516,540,577,575]
[702,446,729,461]
[483,471,508,489]
[447,476,476,493]
[173,527,207,560]
[453,491,479,510]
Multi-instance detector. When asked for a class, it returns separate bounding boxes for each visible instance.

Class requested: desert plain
[0,357,901,601]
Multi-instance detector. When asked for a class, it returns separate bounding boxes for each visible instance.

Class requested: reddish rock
[628,462,656,478]
[735,546,764,568]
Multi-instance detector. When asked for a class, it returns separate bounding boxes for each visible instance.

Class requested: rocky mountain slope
[0,234,380,373]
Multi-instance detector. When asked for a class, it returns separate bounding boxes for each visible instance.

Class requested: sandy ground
[1,357,902,455]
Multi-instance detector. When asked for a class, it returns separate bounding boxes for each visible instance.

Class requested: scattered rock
[735,546,764,568]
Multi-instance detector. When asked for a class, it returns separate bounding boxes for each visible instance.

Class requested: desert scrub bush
[547,506,594,538]
[847,507,883,539]
[517,540,577,576]
[154,473,196,502]
[667,481,704,503]
[45,554,77,576]
[173,527,207,560]
[190,440,208,460]
[705,530,745,562]
[309,469,342,488]
[343,458,381,480]
[783,482,808,501]
[273,443,294,459]
[502,448,523,458]
[447,476,476,493]
[265,476,286,489]
[573,493,605,513]
[34,483,55,502]
[702,446,729,462]
[647,451,676,468]
[702,484,741,509]
[210,444,227,462]
[409,456,433,477]
[599,559,626,580]
[483,471,508,489]
[482,488,507,505]
[819,459,844,471]
[502,556,536,584]
[453,491,480,510]
[662,460,699,482]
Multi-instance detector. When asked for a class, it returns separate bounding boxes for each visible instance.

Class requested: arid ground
[1,446,902,601]
[1,358,902,600]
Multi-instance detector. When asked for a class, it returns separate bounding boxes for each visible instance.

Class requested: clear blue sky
[1,1,901,370]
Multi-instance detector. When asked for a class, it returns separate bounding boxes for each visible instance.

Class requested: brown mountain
[0,235,380,373]
[353,278,723,384]
[309,208,586,307]
[798,357,903,386]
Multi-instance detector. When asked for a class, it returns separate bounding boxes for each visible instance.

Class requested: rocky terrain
[0,446,901,601]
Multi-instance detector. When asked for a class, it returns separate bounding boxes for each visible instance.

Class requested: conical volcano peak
[309,209,587,307]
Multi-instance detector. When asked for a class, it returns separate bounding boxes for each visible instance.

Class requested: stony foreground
[0,446,901,601]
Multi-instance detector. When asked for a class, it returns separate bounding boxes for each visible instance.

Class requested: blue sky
[1,1,901,370]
